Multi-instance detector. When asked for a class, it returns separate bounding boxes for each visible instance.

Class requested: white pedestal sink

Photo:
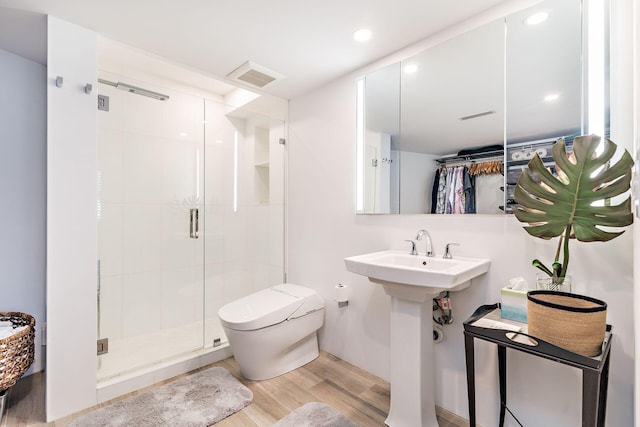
[344,250,490,427]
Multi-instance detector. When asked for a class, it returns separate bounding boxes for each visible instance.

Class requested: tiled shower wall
[97,71,284,379]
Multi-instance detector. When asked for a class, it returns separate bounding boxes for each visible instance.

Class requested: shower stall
[96,67,285,384]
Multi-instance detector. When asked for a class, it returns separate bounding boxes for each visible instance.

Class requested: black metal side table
[463,304,612,427]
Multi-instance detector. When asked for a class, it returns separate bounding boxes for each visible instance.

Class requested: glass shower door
[203,99,286,348]
[97,74,205,380]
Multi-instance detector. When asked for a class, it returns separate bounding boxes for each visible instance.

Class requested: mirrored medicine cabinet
[356,0,604,215]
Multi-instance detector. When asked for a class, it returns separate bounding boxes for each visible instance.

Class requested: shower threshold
[96,344,232,403]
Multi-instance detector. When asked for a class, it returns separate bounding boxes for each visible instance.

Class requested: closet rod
[504,131,607,150]
[435,150,504,165]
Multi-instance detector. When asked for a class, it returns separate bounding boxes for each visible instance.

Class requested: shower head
[98,78,169,101]
[116,82,169,101]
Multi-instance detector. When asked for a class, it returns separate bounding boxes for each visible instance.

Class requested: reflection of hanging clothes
[436,167,447,214]
[464,166,476,214]
[431,165,476,214]
[432,152,502,214]
[430,168,441,214]
[454,166,465,214]
[445,167,456,214]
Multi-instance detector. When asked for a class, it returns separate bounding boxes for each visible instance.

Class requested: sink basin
[344,249,490,291]
[344,249,491,426]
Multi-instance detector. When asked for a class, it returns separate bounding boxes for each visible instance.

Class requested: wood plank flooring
[3,351,469,427]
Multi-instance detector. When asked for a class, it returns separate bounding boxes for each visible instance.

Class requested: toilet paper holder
[336,284,349,308]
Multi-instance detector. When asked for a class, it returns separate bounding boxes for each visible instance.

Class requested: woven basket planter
[527,291,607,357]
[0,312,35,392]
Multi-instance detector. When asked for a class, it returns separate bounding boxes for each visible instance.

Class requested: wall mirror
[400,19,505,214]
[503,0,584,212]
[357,0,588,215]
[357,62,400,214]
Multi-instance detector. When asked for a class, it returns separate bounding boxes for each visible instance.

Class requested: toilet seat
[218,283,324,331]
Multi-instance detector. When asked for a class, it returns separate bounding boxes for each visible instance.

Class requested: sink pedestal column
[344,251,490,427]
[383,285,440,427]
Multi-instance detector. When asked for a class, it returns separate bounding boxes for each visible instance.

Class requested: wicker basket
[0,312,35,392]
[527,291,607,357]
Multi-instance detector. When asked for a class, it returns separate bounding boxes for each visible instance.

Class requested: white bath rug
[68,367,252,427]
[273,402,359,427]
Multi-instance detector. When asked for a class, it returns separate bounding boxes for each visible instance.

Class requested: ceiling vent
[459,110,496,121]
[227,61,283,88]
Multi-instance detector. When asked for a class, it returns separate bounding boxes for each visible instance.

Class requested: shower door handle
[189,208,199,239]
[194,208,199,239]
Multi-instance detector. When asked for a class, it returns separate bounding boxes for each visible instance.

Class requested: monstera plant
[513,135,634,284]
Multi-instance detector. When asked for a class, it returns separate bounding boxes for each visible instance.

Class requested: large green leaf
[513,135,633,243]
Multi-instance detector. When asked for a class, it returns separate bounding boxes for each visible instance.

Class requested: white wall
[288,7,635,427]
[0,48,46,374]
[399,151,438,214]
[633,0,640,424]
[46,16,98,421]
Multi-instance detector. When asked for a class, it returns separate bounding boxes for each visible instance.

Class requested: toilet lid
[219,285,307,331]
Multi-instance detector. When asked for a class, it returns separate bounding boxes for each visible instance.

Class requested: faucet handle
[405,240,418,255]
[443,242,460,259]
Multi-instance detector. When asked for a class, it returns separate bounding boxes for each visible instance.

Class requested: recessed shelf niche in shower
[254,126,270,205]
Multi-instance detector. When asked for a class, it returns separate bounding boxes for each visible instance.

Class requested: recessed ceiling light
[525,12,549,26]
[353,28,372,43]
[544,93,560,102]
[179,132,189,137]
[403,64,418,74]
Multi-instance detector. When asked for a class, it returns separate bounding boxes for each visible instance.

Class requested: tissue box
[501,286,528,323]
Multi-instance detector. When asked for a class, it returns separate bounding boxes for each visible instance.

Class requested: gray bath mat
[69,367,252,427]
[273,402,359,427]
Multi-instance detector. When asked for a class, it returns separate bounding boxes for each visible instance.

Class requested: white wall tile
[203,142,227,206]
[269,205,285,268]
[121,271,163,337]
[98,202,122,277]
[252,205,270,265]
[99,275,123,341]
[205,204,224,261]
[161,204,203,270]
[162,138,201,205]
[204,100,238,206]
[269,121,286,205]
[204,262,224,316]
[253,263,271,291]
[161,266,203,328]
[204,261,225,346]
[97,128,123,204]
[121,204,163,274]
[122,87,165,137]
[269,265,285,286]
[223,207,250,263]
[222,261,254,303]
[162,91,203,141]
[121,133,165,204]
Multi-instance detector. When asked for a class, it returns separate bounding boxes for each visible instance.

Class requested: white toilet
[218,283,325,380]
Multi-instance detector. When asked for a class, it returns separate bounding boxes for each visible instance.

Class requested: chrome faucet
[404,240,418,255]
[443,242,460,259]
[415,230,435,257]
